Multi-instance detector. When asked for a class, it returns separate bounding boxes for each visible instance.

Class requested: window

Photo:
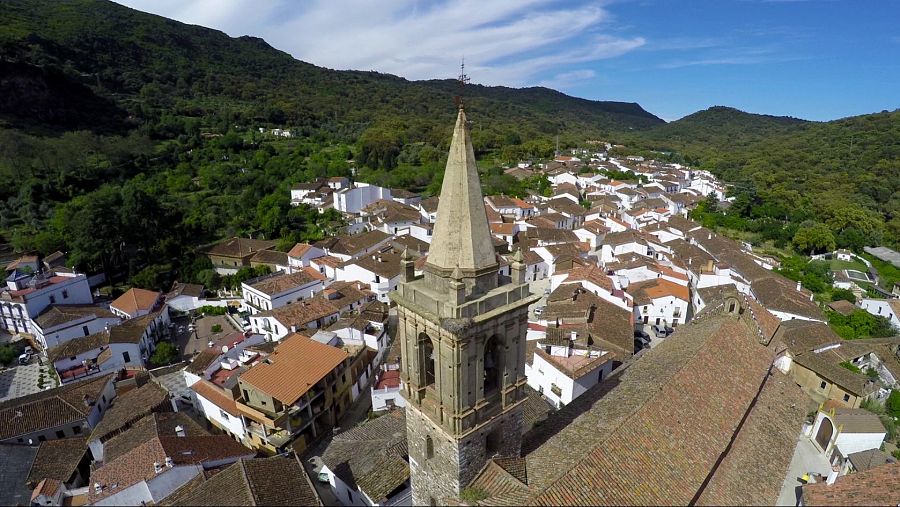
[82,326,90,336]
[375,275,381,283]
[483,336,501,396]
[122,351,131,363]
[56,430,66,439]
[38,435,46,442]
[72,426,82,435]
[220,409,230,420]
[62,290,68,299]
[243,389,250,401]
[421,334,436,387]
[49,295,56,304]
[843,394,850,402]
[820,381,827,389]
[425,435,434,459]
[348,491,353,503]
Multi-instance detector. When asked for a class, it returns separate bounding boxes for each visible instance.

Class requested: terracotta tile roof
[103,411,208,463]
[316,230,391,256]
[341,251,403,278]
[626,277,689,304]
[287,242,315,258]
[191,380,241,417]
[186,347,221,375]
[311,254,342,268]
[465,459,530,506]
[239,333,347,405]
[752,276,824,321]
[26,437,87,486]
[168,282,204,299]
[514,307,797,505]
[791,347,877,397]
[695,371,814,505]
[48,330,111,362]
[561,264,615,294]
[846,449,894,472]
[802,461,900,506]
[0,374,113,442]
[34,305,117,331]
[111,288,161,316]
[89,382,170,444]
[321,411,408,504]
[263,299,338,330]
[774,319,841,353]
[206,237,277,259]
[246,269,323,296]
[249,249,289,266]
[833,407,887,434]
[88,434,252,503]
[166,457,320,506]
[827,299,857,315]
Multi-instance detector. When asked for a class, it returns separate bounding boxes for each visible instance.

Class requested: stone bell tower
[390,105,539,505]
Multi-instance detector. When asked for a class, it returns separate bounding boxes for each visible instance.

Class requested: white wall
[193,391,247,441]
[860,299,900,329]
[334,184,392,214]
[835,432,886,456]
[38,315,121,350]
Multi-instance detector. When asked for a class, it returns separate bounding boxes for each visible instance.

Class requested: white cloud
[115,0,644,87]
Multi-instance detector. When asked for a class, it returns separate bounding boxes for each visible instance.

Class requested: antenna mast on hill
[454,58,470,109]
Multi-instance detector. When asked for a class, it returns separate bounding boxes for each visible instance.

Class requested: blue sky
[116,0,899,121]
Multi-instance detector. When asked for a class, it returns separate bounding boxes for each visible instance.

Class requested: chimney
[165,456,174,468]
[175,425,185,437]
[570,330,577,341]
[707,232,711,240]
[796,281,802,291]
[154,462,162,474]
[94,483,102,495]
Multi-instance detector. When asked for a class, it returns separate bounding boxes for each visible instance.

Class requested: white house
[31,305,121,350]
[240,269,326,315]
[0,270,93,335]
[287,243,327,269]
[110,288,163,319]
[859,299,900,331]
[333,183,392,214]
[524,329,615,409]
[165,282,205,313]
[806,407,887,465]
[48,311,168,383]
[336,252,402,303]
[628,278,690,327]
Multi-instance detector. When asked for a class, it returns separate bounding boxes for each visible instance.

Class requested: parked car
[634,330,650,340]
[651,324,670,337]
[543,287,552,295]
[534,306,545,315]
[317,471,330,483]
[634,337,650,351]
[18,352,31,365]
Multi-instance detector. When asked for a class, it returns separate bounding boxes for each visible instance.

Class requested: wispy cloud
[116,0,644,87]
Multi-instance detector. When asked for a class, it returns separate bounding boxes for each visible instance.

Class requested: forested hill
[618,106,900,251]
[0,0,662,140]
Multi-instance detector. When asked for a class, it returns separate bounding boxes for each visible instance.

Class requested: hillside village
[1,108,899,506]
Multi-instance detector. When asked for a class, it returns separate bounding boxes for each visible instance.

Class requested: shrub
[839,361,861,374]
[460,487,488,504]
[198,305,227,316]
[150,342,179,367]
[211,324,223,333]
[887,390,900,419]
[0,344,18,366]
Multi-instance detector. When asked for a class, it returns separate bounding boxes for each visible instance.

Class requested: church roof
[426,108,497,275]
[463,293,811,506]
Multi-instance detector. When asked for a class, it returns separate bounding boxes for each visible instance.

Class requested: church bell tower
[390,104,539,505]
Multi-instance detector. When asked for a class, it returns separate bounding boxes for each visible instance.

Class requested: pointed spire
[425,108,498,276]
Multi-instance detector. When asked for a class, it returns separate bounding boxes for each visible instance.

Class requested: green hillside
[0,0,660,292]
[620,107,900,252]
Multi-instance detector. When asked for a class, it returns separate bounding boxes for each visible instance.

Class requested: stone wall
[408,402,523,505]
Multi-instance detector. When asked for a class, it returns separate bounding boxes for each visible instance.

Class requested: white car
[534,306,545,315]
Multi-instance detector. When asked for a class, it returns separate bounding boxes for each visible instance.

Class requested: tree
[792,221,836,254]
[830,288,856,304]
[150,342,179,367]
[887,390,900,419]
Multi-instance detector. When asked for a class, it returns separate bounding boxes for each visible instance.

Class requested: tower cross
[454,58,470,108]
